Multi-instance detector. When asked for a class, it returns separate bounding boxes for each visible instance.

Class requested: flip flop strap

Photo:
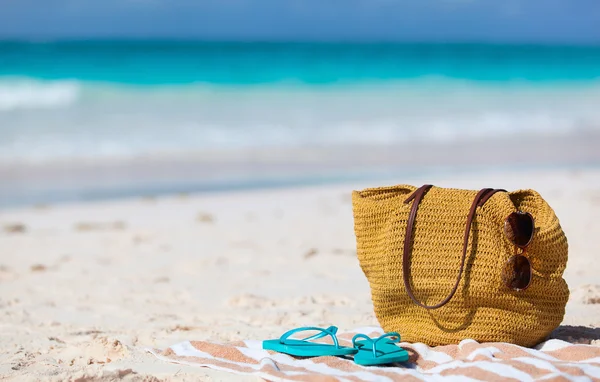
[280,326,340,348]
[352,332,401,358]
[352,334,371,348]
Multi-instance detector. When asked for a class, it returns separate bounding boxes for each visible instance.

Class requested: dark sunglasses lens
[502,255,532,290]
[504,212,534,247]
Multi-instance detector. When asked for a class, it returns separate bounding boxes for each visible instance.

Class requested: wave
[0,78,81,111]
[1,76,600,163]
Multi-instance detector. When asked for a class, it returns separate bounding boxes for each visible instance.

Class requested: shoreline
[2,132,600,209]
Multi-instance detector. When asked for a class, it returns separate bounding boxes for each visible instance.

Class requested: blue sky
[1,0,599,43]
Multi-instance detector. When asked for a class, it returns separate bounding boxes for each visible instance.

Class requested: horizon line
[1,38,600,48]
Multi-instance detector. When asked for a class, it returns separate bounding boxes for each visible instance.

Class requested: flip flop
[262,326,358,357]
[352,332,409,366]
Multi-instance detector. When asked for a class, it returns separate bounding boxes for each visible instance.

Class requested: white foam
[0,78,80,111]
[1,79,600,163]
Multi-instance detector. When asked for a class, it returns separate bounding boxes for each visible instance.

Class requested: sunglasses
[501,211,535,291]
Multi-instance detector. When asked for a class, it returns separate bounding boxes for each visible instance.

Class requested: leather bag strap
[402,185,505,310]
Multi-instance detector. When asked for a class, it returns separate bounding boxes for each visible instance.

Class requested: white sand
[1,168,599,381]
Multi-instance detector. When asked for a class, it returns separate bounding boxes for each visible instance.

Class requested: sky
[0,0,599,43]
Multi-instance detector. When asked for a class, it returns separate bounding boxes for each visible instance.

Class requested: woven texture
[351,185,569,347]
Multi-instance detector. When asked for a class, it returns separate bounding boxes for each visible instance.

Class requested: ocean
[2,41,600,164]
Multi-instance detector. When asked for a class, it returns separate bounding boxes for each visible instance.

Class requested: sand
[1,167,600,381]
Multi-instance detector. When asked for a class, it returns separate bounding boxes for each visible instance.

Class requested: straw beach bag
[351,184,569,347]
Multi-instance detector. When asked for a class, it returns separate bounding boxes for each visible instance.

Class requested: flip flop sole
[263,339,358,357]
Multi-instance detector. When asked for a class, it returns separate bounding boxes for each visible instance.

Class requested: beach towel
[147,327,600,381]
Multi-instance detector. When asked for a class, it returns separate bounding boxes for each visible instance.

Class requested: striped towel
[147,327,600,381]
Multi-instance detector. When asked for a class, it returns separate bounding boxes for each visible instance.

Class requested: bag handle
[402,185,505,310]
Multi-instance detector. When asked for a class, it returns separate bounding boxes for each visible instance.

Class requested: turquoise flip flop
[262,326,358,357]
[352,332,409,366]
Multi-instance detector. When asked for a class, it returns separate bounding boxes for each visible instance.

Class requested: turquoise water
[1,41,600,163]
[2,41,600,84]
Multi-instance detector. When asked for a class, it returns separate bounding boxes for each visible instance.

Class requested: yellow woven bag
[352,184,569,347]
